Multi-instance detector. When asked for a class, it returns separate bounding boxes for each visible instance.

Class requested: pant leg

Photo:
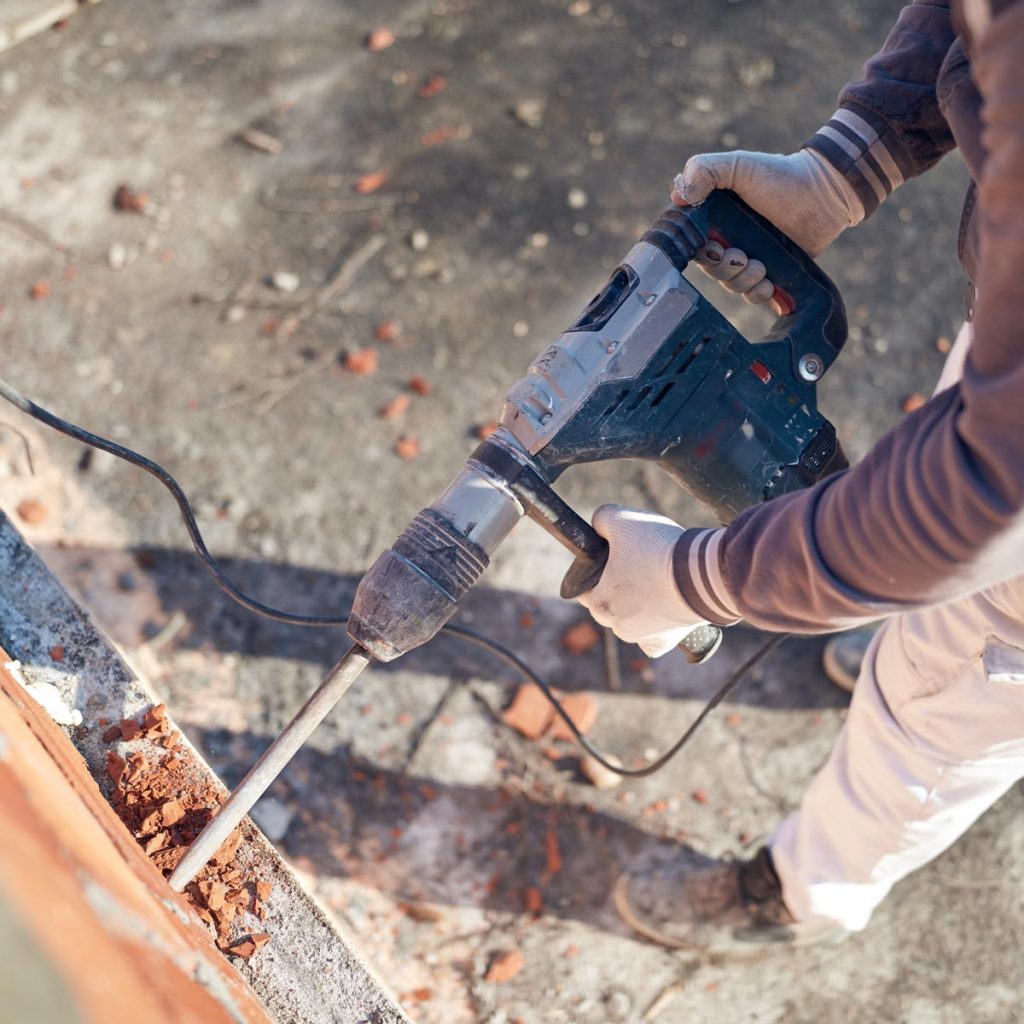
[770,576,1024,931]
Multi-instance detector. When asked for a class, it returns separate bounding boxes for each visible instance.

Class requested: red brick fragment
[408,375,432,396]
[49,645,65,663]
[15,499,47,524]
[161,799,185,826]
[102,724,123,743]
[29,280,51,300]
[226,932,271,959]
[901,392,927,414]
[395,435,421,460]
[502,683,555,740]
[366,26,395,51]
[545,828,562,875]
[416,74,447,99]
[524,887,543,914]
[106,751,126,786]
[379,394,411,420]
[561,621,600,655]
[113,183,152,214]
[354,171,389,195]
[691,788,709,805]
[548,692,597,741]
[119,717,144,742]
[485,949,524,983]
[421,124,462,147]
[344,348,379,376]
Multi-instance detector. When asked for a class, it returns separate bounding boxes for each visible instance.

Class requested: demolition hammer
[0,190,848,890]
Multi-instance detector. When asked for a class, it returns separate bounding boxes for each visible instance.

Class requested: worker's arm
[581,1,1024,650]
[675,2,959,302]
[673,0,1024,634]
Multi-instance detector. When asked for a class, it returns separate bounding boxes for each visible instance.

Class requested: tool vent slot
[625,385,652,412]
[649,381,675,408]
[650,335,692,378]
[603,389,630,417]
[673,336,708,377]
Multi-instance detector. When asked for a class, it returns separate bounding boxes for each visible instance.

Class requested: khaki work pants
[770,321,1024,930]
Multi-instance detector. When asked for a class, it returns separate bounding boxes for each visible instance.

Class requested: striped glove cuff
[805,103,913,219]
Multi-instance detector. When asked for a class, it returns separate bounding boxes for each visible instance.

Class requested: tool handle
[559,538,723,666]
[643,189,847,381]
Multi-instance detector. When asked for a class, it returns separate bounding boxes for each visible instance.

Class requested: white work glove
[672,148,865,303]
[575,504,706,658]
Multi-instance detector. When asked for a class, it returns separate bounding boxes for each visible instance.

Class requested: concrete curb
[0,510,409,1024]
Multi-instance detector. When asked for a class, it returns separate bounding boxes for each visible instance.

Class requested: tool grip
[642,189,847,382]
[559,544,723,665]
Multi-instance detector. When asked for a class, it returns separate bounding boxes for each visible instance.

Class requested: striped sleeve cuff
[805,103,914,218]
[672,528,742,626]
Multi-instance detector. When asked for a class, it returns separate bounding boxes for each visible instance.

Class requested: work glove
[576,504,713,658]
[673,147,866,304]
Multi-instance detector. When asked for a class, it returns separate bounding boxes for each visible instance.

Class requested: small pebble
[529,231,549,249]
[410,229,430,252]
[271,271,300,293]
[512,321,529,338]
[567,187,588,210]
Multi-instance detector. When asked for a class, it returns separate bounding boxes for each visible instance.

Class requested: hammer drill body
[349,192,848,663]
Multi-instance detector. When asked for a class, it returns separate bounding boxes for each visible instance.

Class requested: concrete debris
[23,681,83,727]
[579,751,624,790]
[270,271,300,293]
[512,99,545,129]
[239,128,283,154]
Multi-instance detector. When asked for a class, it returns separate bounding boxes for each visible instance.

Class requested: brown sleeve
[675,4,1024,634]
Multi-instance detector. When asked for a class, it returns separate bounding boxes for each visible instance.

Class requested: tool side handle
[559,542,722,666]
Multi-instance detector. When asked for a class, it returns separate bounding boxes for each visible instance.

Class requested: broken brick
[365,26,395,52]
[15,499,46,524]
[901,392,927,414]
[49,645,65,663]
[502,683,555,740]
[102,724,123,743]
[484,949,524,983]
[354,170,389,195]
[407,375,432,396]
[548,692,597,741]
[119,717,144,742]
[374,319,402,342]
[379,394,411,420]
[561,621,600,655]
[691,788,709,805]
[416,74,447,99]
[106,750,127,786]
[113,183,152,214]
[226,932,271,959]
[343,348,379,375]
[28,280,51,300]
[524,887,543,914]
[544,828,562,875]
[161,799,185,826]
[255,880,272,901]
[395,435,421,460]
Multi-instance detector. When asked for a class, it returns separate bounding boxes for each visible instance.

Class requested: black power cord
[0,375,786,778]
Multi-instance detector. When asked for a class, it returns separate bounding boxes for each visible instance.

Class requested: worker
[578,0,1024,951]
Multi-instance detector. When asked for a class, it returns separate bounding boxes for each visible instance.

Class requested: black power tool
[349,190,847,665]
[1,189,845,888]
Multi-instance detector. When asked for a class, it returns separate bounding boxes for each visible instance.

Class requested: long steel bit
[169,643,373,891]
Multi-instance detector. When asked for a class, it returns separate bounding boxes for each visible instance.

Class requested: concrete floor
[3,1,1021,1022]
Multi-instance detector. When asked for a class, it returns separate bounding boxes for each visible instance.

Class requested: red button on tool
[750,360,772,384]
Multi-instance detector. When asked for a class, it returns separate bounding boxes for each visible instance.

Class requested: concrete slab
[0,1,1020,1022]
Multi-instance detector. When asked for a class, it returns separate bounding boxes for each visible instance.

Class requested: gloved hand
[575,504,708,658]
[672,148,865,303]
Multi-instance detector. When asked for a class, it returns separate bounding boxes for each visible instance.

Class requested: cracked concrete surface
[2,1,1021,1022]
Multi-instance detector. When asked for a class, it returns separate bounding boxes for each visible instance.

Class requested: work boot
[822,627,878,693]
[615,847,847,953]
